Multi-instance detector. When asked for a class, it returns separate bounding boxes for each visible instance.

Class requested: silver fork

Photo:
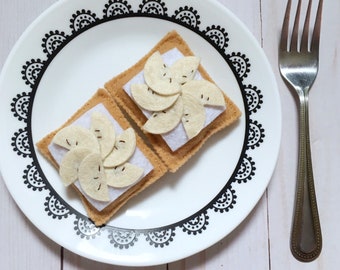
[279,0,323,262]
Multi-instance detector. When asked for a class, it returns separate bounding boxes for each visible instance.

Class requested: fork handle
[291,95,322,262]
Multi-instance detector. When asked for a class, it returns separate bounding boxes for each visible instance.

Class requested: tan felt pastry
[36,89,167,226]
[105,30,241,172]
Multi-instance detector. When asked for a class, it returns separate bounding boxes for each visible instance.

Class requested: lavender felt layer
[123,48,226,151]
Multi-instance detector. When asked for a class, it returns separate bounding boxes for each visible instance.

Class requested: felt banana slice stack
[131,84,179,111]
[131,51,226,140]
[52,112,144,201]
[143,96,184,134]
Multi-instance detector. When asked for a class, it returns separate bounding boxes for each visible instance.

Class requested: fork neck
[297,90,310,114]
[295,85,311,99]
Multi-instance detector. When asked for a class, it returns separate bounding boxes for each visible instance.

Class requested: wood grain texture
[0,2,62,269]
[262,0,340,269]
[1,0,339,269]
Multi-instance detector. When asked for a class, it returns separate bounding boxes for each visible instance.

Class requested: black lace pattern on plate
[10,0,265,249]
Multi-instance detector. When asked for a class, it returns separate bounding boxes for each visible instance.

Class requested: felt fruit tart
[36,88,167,226]
[105,31,241,172]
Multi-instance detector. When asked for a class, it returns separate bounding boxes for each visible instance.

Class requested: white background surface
[1,0,339,269]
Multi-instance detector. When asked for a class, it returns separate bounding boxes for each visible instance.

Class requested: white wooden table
[1,0,339,269]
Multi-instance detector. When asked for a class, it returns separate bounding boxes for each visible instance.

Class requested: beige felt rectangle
[104,31,241,173]
[36,88,168,226]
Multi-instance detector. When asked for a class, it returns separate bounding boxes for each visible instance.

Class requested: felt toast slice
[105,31,241,172]
[36,88,168,226]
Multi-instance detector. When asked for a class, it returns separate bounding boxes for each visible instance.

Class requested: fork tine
[290,0,302,52]
[300,0,312,52]
[280,0,292,52]
[311,0,323,53]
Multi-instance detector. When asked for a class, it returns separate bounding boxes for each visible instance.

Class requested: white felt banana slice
[90,112,116,159]
[78,152,109,202]
[106,163,144,188]
[181,93,206,139]
[144,51,181,96]
[59,147,93,186]
[131,83,180,111]
[52,125,100,152]
[143,96,184,134]
[103,128,136,168]
[181,80,226,107]
[170,56,200,85]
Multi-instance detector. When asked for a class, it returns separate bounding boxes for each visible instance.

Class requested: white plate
[0,0,281,266]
